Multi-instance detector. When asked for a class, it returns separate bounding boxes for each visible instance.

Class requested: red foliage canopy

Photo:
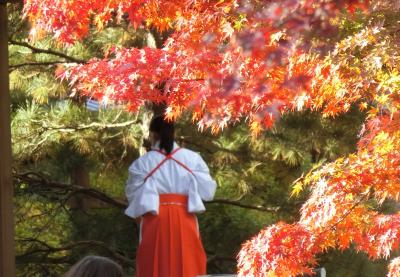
[24,0,368,132]
[24,0,400,276]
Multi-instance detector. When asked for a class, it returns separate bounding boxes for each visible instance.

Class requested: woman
[125,116,217,277]
[63,256,124,277]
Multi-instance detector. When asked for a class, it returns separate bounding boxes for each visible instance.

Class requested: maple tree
[23,0,400,276]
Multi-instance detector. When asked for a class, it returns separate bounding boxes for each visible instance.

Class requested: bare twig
[207,198,280,212]
[9,39,86,64]
[9,61,68,71]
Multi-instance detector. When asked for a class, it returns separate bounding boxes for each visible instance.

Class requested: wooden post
[0,1,16,276]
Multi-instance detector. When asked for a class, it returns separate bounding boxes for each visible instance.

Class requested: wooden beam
[0,2,16,276]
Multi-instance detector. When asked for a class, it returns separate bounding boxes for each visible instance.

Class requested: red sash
[137,194,207,277]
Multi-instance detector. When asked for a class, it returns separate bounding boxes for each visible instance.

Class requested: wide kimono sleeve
[124,158,159,219]
[192,153,217,201]
[187,152,217,213]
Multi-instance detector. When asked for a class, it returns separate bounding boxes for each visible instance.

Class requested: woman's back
[135,144,206,194]
[125,116,217,277]
[125,142,216,218]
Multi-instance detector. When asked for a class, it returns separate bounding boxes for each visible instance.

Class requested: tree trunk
[0,3,16,276]
[139,32,167,155]
[139,103,167,155]
[68,165,91,210]
[69,165,114,209]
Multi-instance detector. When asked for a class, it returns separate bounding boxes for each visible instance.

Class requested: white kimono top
[125,142,217,218]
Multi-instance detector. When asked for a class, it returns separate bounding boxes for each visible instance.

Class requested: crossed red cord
[144,148,193,182]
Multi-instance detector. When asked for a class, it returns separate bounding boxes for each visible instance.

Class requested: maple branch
[180,78,205,82]
[327,188,373,232]
[309,187,375,241]
[8,39,86,64]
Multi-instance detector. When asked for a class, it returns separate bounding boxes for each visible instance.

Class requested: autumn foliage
[23,0,400,276]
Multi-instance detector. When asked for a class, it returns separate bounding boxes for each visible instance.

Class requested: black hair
[149,115,175,154]
[63,256,124,277]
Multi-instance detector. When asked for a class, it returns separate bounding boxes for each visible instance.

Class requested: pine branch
[16,237,236,267]
[29,131,54,156]
[14,171,127,209]
[36,120,139,132]
[16,238,134,266]
[14,171,280,213]
[9,39,86,64]
[15,119,140,156]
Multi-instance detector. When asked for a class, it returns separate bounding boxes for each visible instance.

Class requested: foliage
[24,0,367,131]
[20,0,400,276]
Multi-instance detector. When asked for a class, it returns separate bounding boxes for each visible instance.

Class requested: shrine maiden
[125,116,217,277]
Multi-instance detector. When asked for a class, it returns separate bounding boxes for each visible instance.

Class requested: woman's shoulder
[129,151,159,171]
[129,147,202,169]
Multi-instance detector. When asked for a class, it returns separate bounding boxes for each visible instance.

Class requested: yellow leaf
[345,193,353,201]
[291,182,304,197]
[267,271,278,277]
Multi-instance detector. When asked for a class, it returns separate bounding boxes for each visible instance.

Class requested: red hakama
[136,194,207,277]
